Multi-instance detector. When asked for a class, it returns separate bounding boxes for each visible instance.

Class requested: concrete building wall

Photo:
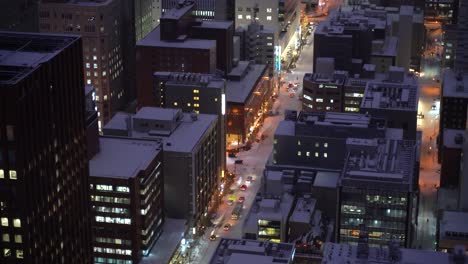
[164,152,192,219]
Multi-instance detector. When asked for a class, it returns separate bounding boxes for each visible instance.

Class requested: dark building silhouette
[0,32,92,263]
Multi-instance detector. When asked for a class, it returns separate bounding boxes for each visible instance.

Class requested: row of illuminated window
[2,234,22,243]
[95,237,131,246]
[297,151,328,158]
[95,216,131,225]
[91,195,130,204]
[93,206,129,215]
[238,15,273,21]
[0,170,17,180]
[140,171,161,196]
[314,98,335,103]
[344,93,364,98]
[94,257,133,264]
[258,227,281,237]
[366,195,407,205]
[173,102,200,108]
[86,71,107,77]
[192,10,215,17]
[3,248,23,259]
[297,141,328,148]
[93,185,130,193]
[340,229,405,241]
[94,247,131,256]
[1,218,21,227]
[345,107,359,112]
[238,7,273,13]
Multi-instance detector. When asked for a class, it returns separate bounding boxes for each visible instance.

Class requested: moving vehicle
[238,196,245,203]
[240,185,247,191]
[246,176,253,183]
[227,199,234,206]
[223,223,231,231]
[231,203,243,220]
[235,159,243,164]
[209,234,217,241]
[228,152,236,158]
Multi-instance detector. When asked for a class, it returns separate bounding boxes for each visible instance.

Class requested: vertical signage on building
[275,45,282,71]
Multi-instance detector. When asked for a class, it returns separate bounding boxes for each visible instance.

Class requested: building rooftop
[160,0,194,20]
[442,69,468,98]
[371,36,398,57]
[193,20,233,29]
[322,242,452,264]
[443,129,465,149]
[313,171,340,188]
[135,107,181,121]
[226,62,267,103]
[89,137,161,179]
[0,32,80,84]
[440,210,468,239]
[289,197,317,224]
[209,239,295,264]
[137,26,216,50]
[103,108,218,153]
[361,70,419,111]
[154,72,225,89]
[40,0,114,7]
[341,139,416,192]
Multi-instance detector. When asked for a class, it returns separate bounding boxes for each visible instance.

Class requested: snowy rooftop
[41,0,114,6]
[371,36,398,57]
[161,1,194,20]
[193,20,233,29]
[135,107,181,121]
[440,210,468,239]
[154,72,225,89]
[244,194,295,233]
[342,139,416,190]
[442,69,468,98]
[103,108,217,153]
[0,32,80,84]
[361,73,419,111]
[315,8,387,36]
[289,197,317,224]
[89,137,161,179]
[322,242,451,264]
[443,129,465,149]
[314,171,340,188]
[209,239,294,264]
[275,120,295,136]
[137,26,216,50]
[226,62,267,103]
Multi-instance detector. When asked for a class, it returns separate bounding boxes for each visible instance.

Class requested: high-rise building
[39,0,134,128]
[454,0,468,73]
[235,22,276,69]
[0,32,92,263]
[135,0,162,41]
[438,70,468,187]
[0,1,38,32]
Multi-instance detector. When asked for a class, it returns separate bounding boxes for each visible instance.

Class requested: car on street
[235,159,243,164]
[289,93,295,98]
[227,199,234,206]
[228,152,236,158]
[238,196,245,203]
[246,176,253,183]
[209,234,216,241]
[417,112,424,119]
[431,104,437,110]
[240,185,247,191]
[223,223,231,231]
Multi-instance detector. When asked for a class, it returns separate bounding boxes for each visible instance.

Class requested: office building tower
[438,70,468,187]
[454,0,468,73]
[90,137,164,263]
[235,22,276,69]
[0,32,92,263]
[135,0,162,41]
[39,0,134,128]
[162,0,234,20]
[103,108,221,230]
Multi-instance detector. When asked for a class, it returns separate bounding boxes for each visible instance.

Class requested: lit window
[2,234,9,242]
[193,89,199,93]
[102,71,107,76]
[238,14,243,19]
[214,98,218,102]
[16,250,23,259]
[297,140,301,146]
[306,151,310,157]
[13,219,20,228]
[93,56,97,61]
[315,142,319,147]
[94,72,98,77]
[315,152,319,157]
[103,95,107,101]
[316,98,323,102]
[4,248,11,257]
[9,171,17,180]
[96,185,112,191]
[86,71,91,77]
[0,170,4,179]
[324,153,328,158]
[173,102,178,106]
[116,186,129,193]
[14,235,22,243]
[324,143,328,148]
[86,63,90,68]
[246,15,252,20]
[193,97,199,100]
[87,79,92,85]
[267,16,272,21]
[187,103,191,107]
[330,99,334,103]
[445,55,450,59]
[93,63,98,69]
[297,151,302,156]
[194,103,200,107]
[267,8,272,13]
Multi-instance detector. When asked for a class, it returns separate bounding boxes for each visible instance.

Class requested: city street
[413,22,443,250]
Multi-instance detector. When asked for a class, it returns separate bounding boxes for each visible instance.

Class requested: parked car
[238,196,245,203]
[246,176,253,183]
[235,159,243,164]
[209,234,217,241]
[240,185,247,191]
[431,104,437,110]
[227,199,234,206]
[223,223,231,231]
[228,152,236,158]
